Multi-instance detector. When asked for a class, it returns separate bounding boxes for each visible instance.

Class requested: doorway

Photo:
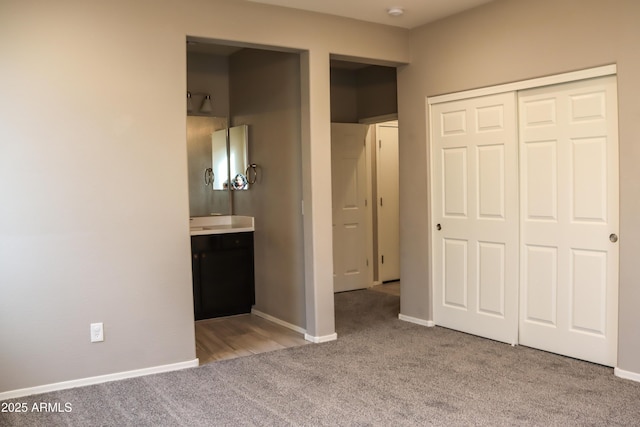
[330,121,401,293]
[329,59,401,295]
[375,121,400,284]
[187,38,308,363]
[329,119,401,341]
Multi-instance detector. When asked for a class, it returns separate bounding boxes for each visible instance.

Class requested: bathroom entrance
[186,37,309,364]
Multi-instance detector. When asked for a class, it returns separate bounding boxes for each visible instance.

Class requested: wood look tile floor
[195,314,310,365]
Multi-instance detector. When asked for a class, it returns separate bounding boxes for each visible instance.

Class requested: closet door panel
[523,244,558,326]
[477,241,506,317]
[522,140,558,221]
[431,92,519,345]
[443,238,468,309]
[477,145,505,219]
[442,148,468,217]
[518,76,619,366]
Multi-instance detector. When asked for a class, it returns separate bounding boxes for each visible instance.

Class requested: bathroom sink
[189,216,255,236]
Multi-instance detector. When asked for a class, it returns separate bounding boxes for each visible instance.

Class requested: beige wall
[187,52,230,119]
[5,0,635,398]
[356,66,397,120]
[186,116,229,216]
[186,52,230,216]
[330,68,359,123]
[0,0,408,394]
[330,65,398,123]
[230,48,306,327]
[398,0,640,373]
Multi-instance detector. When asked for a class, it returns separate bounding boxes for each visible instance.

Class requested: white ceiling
[246,0,495,29]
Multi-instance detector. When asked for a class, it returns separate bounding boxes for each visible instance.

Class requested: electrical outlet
[90,322,104,343]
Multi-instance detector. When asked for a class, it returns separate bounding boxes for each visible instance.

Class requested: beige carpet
[2,289,640,426]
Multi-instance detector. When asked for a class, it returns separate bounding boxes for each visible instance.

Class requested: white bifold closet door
[432,76,619,366]
[431,92,520,345]
[518,76,619,366]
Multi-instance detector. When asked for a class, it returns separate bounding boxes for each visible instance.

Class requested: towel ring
[204,168,214,187]
[245,164,258,185]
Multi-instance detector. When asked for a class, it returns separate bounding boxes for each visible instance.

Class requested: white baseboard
[399,313,435,327]
[250,308,336,344]
[251,309,306,335]
[0,358,199,401]
[304,332,338,343]
[614,367,640,383]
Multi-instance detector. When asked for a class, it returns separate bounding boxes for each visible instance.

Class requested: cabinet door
[193,233,255,320]
[191,251,202,319]
[199,248,251,317]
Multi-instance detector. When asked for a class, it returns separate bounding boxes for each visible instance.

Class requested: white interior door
[518,76,619,366]
[331,123,372,292]
[431,92,519,345]
[376,122,400,282]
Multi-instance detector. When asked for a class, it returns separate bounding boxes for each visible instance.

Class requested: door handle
[610,233,618,243]
[436,224,442,231]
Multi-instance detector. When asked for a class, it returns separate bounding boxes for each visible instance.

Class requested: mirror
[187,116,230,216]
[210,124,249,190]
[228,125,249,190]
[187,117,252,216]
[211,128,228,190]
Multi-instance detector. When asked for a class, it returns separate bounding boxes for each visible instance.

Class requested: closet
[429,70,619,366]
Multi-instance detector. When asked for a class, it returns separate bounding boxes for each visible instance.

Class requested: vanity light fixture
[387,7,404,17]
[187,91,193,112]
[186,91,213,114]
[200,94,213,114]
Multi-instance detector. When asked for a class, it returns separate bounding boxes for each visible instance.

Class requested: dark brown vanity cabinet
[191,232,255,320]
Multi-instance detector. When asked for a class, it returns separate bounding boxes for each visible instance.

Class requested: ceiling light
[387,7,404,17]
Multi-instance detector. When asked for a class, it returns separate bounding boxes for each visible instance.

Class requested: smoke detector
[387,7,404,17]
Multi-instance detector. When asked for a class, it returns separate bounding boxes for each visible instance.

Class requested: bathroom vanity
[190,216,255,320]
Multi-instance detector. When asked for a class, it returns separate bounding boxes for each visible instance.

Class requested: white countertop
[189,216,254,236]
